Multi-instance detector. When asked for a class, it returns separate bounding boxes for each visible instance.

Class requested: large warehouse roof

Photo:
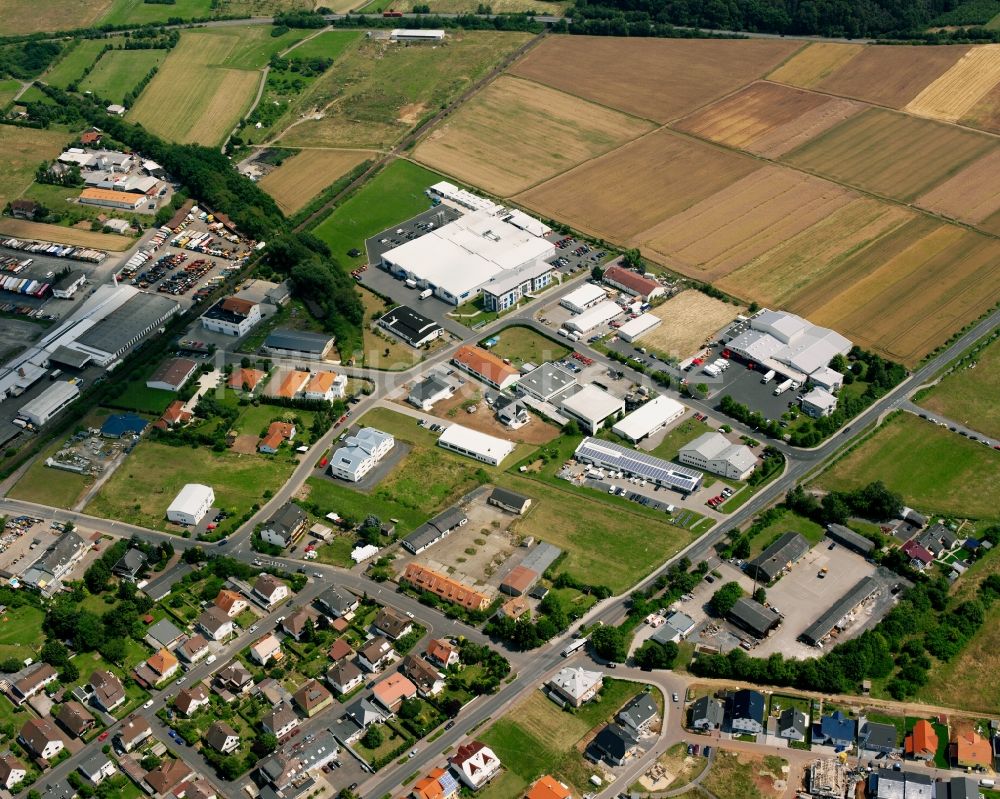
[574,437,702,493]
[167,484,214,517]
[728,309,851,378]
[560,283,607,312]
[801,575,881,646]
[264,329,333,354]
[560,385,624,424]
[438,424,515,464]
[680,432,757,474]
[612,395,685,441]
[617,312,661,342]
[564,300,623,333]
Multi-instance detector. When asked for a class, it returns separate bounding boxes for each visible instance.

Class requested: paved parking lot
[690,349,802,423]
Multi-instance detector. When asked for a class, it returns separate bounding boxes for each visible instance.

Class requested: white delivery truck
[773,378,794,396]
[404,278,417,289]
[418,288,432,300]
[761,369,776,384]
[703,364,721,378]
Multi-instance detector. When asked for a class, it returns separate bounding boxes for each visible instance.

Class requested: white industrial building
[437,424,514,466]
[563,300,623,335]
[809,366,844,392]
[726,310,851,382]
[560,283,607,315]
[167,484,215,526]
[801,387,838,418]
[481,262,555,312]
[517,362,576,403]
[678,432,757,481]
[328,428,394,482]
[428,181,503,215]
[575,438,703,493]
[389,29,445,41]
[19,381,80,426]
[380,208,555,305]
[612,396,685,443]
[559,385,625,434]
[617,313,662,343]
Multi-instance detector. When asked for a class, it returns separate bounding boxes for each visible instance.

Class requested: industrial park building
[167,484,215,526]
[19,381,80,426]
[438,424,514,466]
[612,396,685,443]
[678,432,757,481]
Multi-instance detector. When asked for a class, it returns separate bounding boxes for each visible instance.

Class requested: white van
[205,654,217,665]
[761,369,776,384]
[418,288,432,300]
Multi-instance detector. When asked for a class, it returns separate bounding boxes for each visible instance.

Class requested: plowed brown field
[413,76,654,197]
[259,149,373,214]
[515,129,760,243]
[783,107,995,202]
[961,80,1000,133]
[638,167,854,281]
[815,45,968,108]
[767,42,862,88]
[905,45,1000,123]
[916,148,1000,234]
[674,81,864,158]
[508,36,799,123]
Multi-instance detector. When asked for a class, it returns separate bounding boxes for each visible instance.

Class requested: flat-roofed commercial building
[612,396,685,443]
[263,329,334,360]
[563,300,623,335]
[517,363,576,403]
[438,424,514,466]
[574,437,702,493]
[166,484,215,526]
[560,283,607,314]
[19,381,80,426]
[617,313,662,343]
[559,385,625,434]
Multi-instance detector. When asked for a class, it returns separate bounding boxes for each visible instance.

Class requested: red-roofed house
[602,265,665,301]
[259,421,296,454]
[452,346,519,391]
[229,368,267,394]
[902,539,934,568]
[449,741,501,790]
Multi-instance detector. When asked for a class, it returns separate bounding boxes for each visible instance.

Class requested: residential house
[591,723,638,766]
[214,589,249,618]
[952,731,992,769]
[778,708,808,742]
[250,633,282,666]
[689,696,725,731]
[449,741,501,791]
[412,768,460,799]
[426,639,460,669]
[494,395,529,429]
[270,369,310,399]
[56,701,96,738]
[617,693,658,737]
[302,370,346,401]
[905,719,938,761]
[10,662,57,705]
[145,619,185,651]
[357,636,396,672]
[198,606,234,641]
[281,606,320,642]
[78,752,116,785]
[860,721,901,754]
[175,685,210,717]
[228,368,267,394]
[402,563,492,612]
[526,776,572,799]
[452,346,519,391]
[141,648,180,684]
[262,703,299,740]
[206,722,240,754]
[255,678,292,708]
[373,606,413,641]
[145,759,194,797]
[293,680,333,718]
[342,697,388,737]
[215,663,254,697]
[0,753,26,789]
[812,711,856,749]
[90,670,126,713]
[316,587,358,619]
[726,690,765,735]
[260,502,308,548]
[177,634,211,665]
[185,778,218,799]
[259,421,296,455]
[407,375,453,411]
[327,427,395,482]
[326,660,364,695]
[373,673,418,713]
[116,715,152,752]
[10,199,40,220]
[546,667,603,708]
[869,770,933,799]
[19,718,64,760]
[328,639,355,663]
[401,655,444,697]
[112,548,147,582]
[253,574,290,607]
[902,539,934,569]
[917,523,959,555]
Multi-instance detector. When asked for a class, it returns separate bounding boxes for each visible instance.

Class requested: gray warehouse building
[747,532,810,584]
[402,507,468,554]
[801,574,881,646]
[263,329,334,360]
[826,524,876,556]
[727,597,780,639]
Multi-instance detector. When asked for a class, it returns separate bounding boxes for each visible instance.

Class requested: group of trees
[709,581,743,616]
[0,39,62,79]
[786,481,903,527]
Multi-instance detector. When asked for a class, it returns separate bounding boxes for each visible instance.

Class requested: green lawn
[43,39,114,89]
[919,332,1000,440]
[0,79,21,107]
[485,325,569,368]
[109,379,176,414]
[0,695,32,742]
[80,49,168,105]
[234,402,316,443]
[98,0,213,25]
[214,26,313,71]
[649,417,707,461]
[85,440,296,533]
[286,30,362,62]
[10,452,90,509]
[0,605,45,662]
[747,510,827,559]
[818,412,1000,521]
[311,159,443,263]
[316,536,356,567]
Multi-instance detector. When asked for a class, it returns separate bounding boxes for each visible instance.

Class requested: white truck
[773,378,794,396]
[703,364,721,378]
[418,288,432,300]
[761,369,776,384]
[404,278,417,289]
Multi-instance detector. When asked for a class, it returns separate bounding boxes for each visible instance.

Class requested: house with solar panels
[573,438,703,493]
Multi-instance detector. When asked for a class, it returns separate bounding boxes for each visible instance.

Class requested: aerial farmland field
[0,0,110,35]
[509,36,799,123]
[643,290,742,358]
[42,39,112,89]
[516,129,760,244]
[961,80,1000,134]
[674,81,864,159]
[258,148,373,214]
[905,45,1000,123]
[782,107,995,203]
[79,49,168,105]
[916,148,1000,235]
[766,42,862,88]
[920,334,1000,441]
[413,75,655,196]
[0,126,69,208]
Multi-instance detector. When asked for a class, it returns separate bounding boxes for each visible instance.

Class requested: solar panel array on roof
[574,437,702,492]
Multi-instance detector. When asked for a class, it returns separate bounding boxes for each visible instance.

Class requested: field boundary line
[501,73,663,125]
[761,40,812,78]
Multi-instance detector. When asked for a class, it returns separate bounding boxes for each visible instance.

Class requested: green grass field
[285,30,362,62]
[109,380,175,414]
[0,606,45,662]
[818,412,1000,521]
[485,325,569,368]
[0,124,69,208]
[85,440,296,532]
[650,417,707,461]
[0,78,19,107]
[747,510,827,558]
[42,39,112,89]
[80,49,167,105]
[10,457,90,509]
[312,159,442,263]
[98,0,212,25]
[919,333,1000,440]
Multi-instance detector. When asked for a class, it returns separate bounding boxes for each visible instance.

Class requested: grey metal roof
[617,693,657,731]
[76,293,178,355]
[409,375,450,403]
[520,542,562,575]
[862,722,899,751]
[379,305,441,344]
[517,362,576,399]
[49,345,92,368]
[728,597,779,638]
[430,508,466,533]
[690,696,724,727]
[264,328,333,353]
[801,574,881,646]
[147,618,183,646]
[826,524,875,554]
[488,486,531,510]
[748,531,810,582]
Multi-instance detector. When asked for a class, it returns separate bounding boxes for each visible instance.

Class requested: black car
[349,784,359,792]
[445,720,456,730]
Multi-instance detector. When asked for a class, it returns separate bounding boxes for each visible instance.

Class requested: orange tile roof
[526,775,572,799]
[953,730,991,766]
[453,345,518,387]
[403,563,491,611]
[229,368,266,391]
[161,400,192,426]
[221,297,257,316]
[425,638,456,665]
[501,596,531,619]
[373,672,417,708]
[273,370,310,399]
[214,589,245,615]
[412,768,452,799]
[80,188,142,204]
[905,719,938,758]
[147,648,178,676]
[305,371,336,393]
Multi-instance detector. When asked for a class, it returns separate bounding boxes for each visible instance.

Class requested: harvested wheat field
[815,44,969,108]
[637,167,855,282]
[783,107,995,203]
[509,36,799,123]
[905,45,1000,123]
[0,219,134,250]
[717,198,915,308]
[413,76,654,197]
[259,149,372,214]
[916,148,1000,233]
[643,291,741,358]
[516,129,760,244]
[767,42,862,88]
[674,81,864,158]
[961,80,1000,134]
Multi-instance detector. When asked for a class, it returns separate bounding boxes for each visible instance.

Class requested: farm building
[800,575,881,647]
[727,597,780,639]
[481,261,554,312]
[617,312,662,343]
[574,437,702,493]
[201,297,261,337]
[263,329,334,360]
[389,29,445,41]
[602,265,665,301]
[726,309,851,383]
[378,305,443,348]
[747,532,809,583]
[559,385,625,434]
[19,381,80,426]
[801,387,838,418]
[328,428,394,482]
[145,358,197,392]
[560,283,608,314]
[438,424,514,466]
[78,188,145,210]
[408,375,453,410]
[166,484,215,526]
[402,507,468,555]
[452,345,519,391]
[612,395,685,443]
[678,432,757,480]
[488,487,532,515]
[825,524,875,556]
[516,362,576,403]
[380,209,554,305]
[563,300,623,334]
